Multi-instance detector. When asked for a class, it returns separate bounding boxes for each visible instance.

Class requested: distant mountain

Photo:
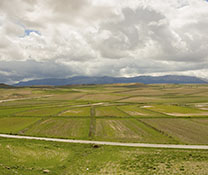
[14,75,207,86]
[0,83,14,88]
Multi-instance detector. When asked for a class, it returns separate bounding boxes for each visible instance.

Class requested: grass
[94,119,176,143]
[59,107,91,117]
[0,117,40,133]
[0,138,208,175]
[118,96,164,103]
[78,93,124,102]
[148,104,206,115]
[95,106,128,117]
[15,106,70,117]
[118,105,166,117]
[45,93,86,100]
[191,118,208,125]
[24,118,90,139]
[0,107,34,117]
[141,118,208,144]
[0,99,55,107]
[0,84,208,174]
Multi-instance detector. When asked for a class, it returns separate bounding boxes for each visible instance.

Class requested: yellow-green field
[0,83,208,174]
[0,84,208,142]
[1,138,208,175]
[140,118,208,144]
[117,105,166,117]
[24,118,90,139]
[0,117,40,133]
[59,107,91,117]
[95,106,127,117]
[94,119,176,143]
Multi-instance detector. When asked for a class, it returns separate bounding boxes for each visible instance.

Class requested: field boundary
[89,106,96,138]
[136,119,179,143]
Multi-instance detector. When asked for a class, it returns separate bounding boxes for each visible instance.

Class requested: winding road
[0,134,208,150]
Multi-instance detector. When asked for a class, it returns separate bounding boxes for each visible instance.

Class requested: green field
[0,138,208,175]
[24,118,90,139]
[118,105,166,117]
[141,118,208,144]
[0,117,40,133]
[79,93,124,102]
[94,119,176,143]
[0,84,208,142]
[15,106,70,117]
[59,107,91,117]
[148,104,208,116]
[0,107,33,117]
[95,106,128,117]
[0,83,208,174]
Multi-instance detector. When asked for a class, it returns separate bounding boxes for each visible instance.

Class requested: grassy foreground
[0,138,208,175]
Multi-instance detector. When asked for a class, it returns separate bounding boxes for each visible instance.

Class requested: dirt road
[0,134,208,149]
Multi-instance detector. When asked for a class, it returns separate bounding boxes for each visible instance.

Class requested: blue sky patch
[24,29,41,36]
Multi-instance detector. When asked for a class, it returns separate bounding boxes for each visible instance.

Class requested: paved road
[0,134,208,150]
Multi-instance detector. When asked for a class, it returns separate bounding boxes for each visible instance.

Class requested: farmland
[0,84,208,143]
[0,83,208,174]
[25,118,90,139]
[140,118,208,144]
[94,118,176,143]
[59,107,91,117]
[95,106,127,117]
[0,117,40,133]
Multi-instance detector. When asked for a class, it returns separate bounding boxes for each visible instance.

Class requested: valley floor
[0,83,208,174]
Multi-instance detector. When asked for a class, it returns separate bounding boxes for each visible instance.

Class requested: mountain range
[0,83,14,88]
[14,75,208,86]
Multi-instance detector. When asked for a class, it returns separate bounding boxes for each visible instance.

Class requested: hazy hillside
[0,83,14,88]
[14,75,207,86]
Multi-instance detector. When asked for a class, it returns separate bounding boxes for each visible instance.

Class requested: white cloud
[0,0,208,83]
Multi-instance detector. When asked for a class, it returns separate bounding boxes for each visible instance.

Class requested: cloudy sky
[0,0,208,84]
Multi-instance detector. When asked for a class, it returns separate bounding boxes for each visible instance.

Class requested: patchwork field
[59,107,91,117]
[118,96,165,103]
[95,106,127,117]
[0,117,40,133]
[148,104,208,117]
[79,93,124,102]
[94,119,176,143]
[0,107,33,117]
[141,118,208,144]
[118,105,166,117]
[0,83,208,174]
[15,106,70,117]
[0,84,208,142]
[24,118,90,139]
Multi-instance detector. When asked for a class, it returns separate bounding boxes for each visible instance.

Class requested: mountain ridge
[0,83,14,88]
[13,75,208,86]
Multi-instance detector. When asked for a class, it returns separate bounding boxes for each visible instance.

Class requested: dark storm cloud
[0,60,74,84]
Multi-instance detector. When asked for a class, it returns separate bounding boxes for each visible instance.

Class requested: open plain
[0,83,208,174]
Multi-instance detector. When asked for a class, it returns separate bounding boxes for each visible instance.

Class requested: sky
[0,0,208,84]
